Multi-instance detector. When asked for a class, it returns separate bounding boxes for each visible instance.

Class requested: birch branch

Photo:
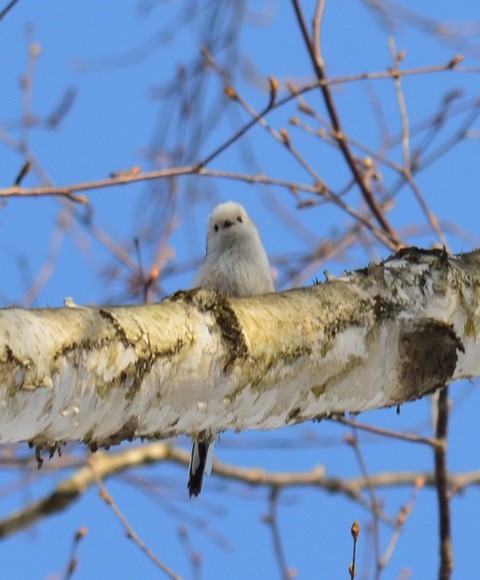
[0,248,477,450]
[1,441,480,540]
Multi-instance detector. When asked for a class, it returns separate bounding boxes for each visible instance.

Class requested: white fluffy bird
[188,201,275,497]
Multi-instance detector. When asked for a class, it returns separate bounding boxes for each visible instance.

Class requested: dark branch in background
[46,86,78,128]
[434,387,454,580]
[13,161,31,186]
[0,0,20,21]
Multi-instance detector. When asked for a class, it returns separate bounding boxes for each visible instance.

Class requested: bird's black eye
[237,216,243,223]
[214,224,219,232]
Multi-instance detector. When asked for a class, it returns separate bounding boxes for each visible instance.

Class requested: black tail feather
[188,441,209,497]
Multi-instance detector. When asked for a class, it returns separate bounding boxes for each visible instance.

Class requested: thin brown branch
[89,459,181,580]
[21,35,41,150]
[0,445,172,540]
[350,521,360,579]
[290,0,399,245]
[387,38,450,248]
[0,0,19,20]
[0,60,469,200]
[386,94,479,152]
[286,59,475,96]
[346,430,382,578]
[63,527,88,580]
[290,110,405,176]
[416,105,480,172]
[403,173,449,249]
[46,86,78,128]
[266,488,293,580]
[334,416,444,450]
[286,227,359,289]
[232,90,330,192]
[80,214,139,273]
[362,0,480,57]
[196,84,277,170]
[388,38,410,170]
[13,161,31,186]
[379,477,424,570]
[1,441,479,542]
[178,526,204,580]
[21,209,71,307]
[0,165,195,198]
[434,387,454,580]
[201,47,331,196]
[312,0,326,64]
[214,91,398,249]
[0,167,397,249]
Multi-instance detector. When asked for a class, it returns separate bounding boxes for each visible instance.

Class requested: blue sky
[0,1,480,578]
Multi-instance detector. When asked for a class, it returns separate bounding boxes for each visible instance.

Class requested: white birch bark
[0,248,478,449]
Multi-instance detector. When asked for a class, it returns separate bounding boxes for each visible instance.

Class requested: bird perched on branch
[188,201,275,497]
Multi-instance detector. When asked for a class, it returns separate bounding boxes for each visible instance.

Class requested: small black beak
[223,220,233,228]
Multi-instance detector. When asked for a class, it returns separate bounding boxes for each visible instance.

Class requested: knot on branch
[398,319,464,400]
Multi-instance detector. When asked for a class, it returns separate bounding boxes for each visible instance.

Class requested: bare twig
[0,165,195,198]
[346,430,382,578]
[21,210,71,307]
[212,90,398,249]
[195,69,278,169]
[297,59,474,92]
[265,487,293,580]
[0,0,20,21]
[177,526,202,580]
[334,416,444,450]
[434,387,454,580]
[388,38,410,169]
[378,477,424,570]
[1,441,480,541]
[388,38,449,248]
[0,60,470,201]
[404,173,449,249]
[350,521,360,579]
[362,0,480,57]
[63,527,88,580]
[290,0,399,246]
[0,166,397,249]
[89,459,181,580]
[46,86,78,128]
[312,0,326,65]
[13,161,31,186]
[231,89,329,194]
[415,105,480,172]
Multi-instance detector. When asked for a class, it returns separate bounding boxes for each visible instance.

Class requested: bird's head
[206,202,255,254]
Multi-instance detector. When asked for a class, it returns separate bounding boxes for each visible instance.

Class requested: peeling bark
[0,248,478,449]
